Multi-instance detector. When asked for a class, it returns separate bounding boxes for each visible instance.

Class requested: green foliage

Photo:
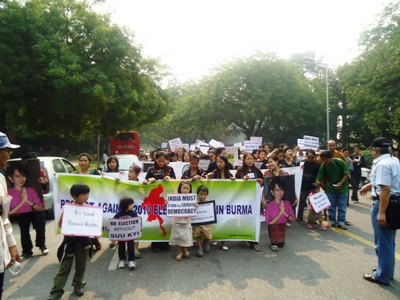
[0,0,168,143]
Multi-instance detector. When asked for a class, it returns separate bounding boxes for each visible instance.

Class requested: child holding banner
[306,183,327,230]
[169,181,198,261]
[47,182,92,300]
[113,196,138,270]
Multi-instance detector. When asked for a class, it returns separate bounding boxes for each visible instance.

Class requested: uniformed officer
[360,137,400,285]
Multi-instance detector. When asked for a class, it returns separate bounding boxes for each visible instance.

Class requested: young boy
[47,182,93,300]
[193,185,213,257]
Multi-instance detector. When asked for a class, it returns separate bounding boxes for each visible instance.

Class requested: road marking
[108,248,119,270]
[334,228,400,261]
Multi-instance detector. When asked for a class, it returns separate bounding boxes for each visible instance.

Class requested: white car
[360,167,371,187]
[8,156,76,219]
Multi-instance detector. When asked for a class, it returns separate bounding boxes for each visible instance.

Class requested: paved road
[4,193,400,300]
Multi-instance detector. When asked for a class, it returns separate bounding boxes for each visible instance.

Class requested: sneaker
[74,287,84,297]
[20,253,33,261]
[211,241,218,246]
[40,246,49,255]
[286,223,291,227]
[203,242,211,252]
[196,249,203,257]
[306,223,313,229]
[128,261,136,270]
[345,220,351,226]
[353,201,359,204]
[318,225,327,231]
[118,260,125,269]
[47,292,63,300]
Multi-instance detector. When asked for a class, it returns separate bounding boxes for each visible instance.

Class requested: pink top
[265,200,295,225]
[9,187,42,214]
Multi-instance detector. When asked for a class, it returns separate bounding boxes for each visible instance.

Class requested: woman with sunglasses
[296,149,320,221]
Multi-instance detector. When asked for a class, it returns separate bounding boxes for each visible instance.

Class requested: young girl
[181,155,204,180]
[127,164,143,258]
[113,196,138,270]
[206,155,235,250]
[105,155,119,172]
[183,152,191,162]
[306,183,327,230]
[169,181,198,261]
[265,178,296,252]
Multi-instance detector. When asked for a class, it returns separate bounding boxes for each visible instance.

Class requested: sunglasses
[307,156,315,159]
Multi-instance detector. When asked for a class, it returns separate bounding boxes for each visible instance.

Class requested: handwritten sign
[244,140,260,152]
[303,135,319,150]
[61,204,103,236]
[166,193,197,217]
[191,200,217,225]
[108,217,142,241]
[308,191,331,213]
[250,136,263,146]
[168,137,183,151]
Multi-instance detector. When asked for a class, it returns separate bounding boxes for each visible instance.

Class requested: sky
[97,0,391,82]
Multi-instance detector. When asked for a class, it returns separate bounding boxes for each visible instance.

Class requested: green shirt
[316,158,349,194]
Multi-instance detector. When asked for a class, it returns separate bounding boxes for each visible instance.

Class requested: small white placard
[303,135,319,150]
[208,139,224,148]
[308,191,331,213]
[166,194,197,217]
[61,204,103,236]
[250,136,263,145]
[168,137,183,151]
[244,140,260,152]
[191,201,217,225]
[104,172,128,181]
[108,217,142,241]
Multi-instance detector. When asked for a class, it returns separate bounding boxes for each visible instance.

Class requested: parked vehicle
[360,167,371,187]
[8,157,76,219]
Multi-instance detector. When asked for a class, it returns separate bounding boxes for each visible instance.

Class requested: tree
[0,0,168,145]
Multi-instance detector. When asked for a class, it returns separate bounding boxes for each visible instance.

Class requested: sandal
[271,245,279,252]
[183,250,190,258]
[306,223,313,229]
[252,244,261,251]
[176,253,183,261]
[135,252,141,259]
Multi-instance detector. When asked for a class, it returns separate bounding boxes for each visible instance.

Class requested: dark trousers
[118,241,135,261]
[351,173,361,201]
[0,271,4,300]
[16,211,46,255]
[297,189,310,220]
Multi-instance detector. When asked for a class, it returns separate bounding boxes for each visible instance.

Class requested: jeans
[326,192,348,226]
[371,200,396,283]
[351,173,361,201]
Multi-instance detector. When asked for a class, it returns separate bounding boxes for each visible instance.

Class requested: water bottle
[8,261,23,275]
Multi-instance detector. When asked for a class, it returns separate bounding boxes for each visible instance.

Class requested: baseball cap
[0,132,20,149]
[371,137,391,148]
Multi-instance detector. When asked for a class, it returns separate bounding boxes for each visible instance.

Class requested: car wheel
[45,205,55,220]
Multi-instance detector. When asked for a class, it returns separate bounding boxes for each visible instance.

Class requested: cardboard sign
[303,135,319,150]
[61,204,103,236]
[308,191,331,213]
[108,217,142,241]
[250,136,263,145]
[168,137,183,151]
[191,200,217,225]
[166,193,197,217]
[244,140,260,152]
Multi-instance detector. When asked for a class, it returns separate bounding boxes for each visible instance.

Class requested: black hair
[78,153,92,162]
[119,196,134,212]
[216,147,226,156]
[197,185,209,195]
[21,152,37,159]
[267,154,280,163]
[283,147,293,155]
[306,149,316,156]
[269,178,286,200]
[215,155,231,178]
[154,151,169,170]
[70,182,90,197]
[129,164,142,174]
[106,155,119,172]
[6,163,28,179]
[320,151,333,159]
[342,148,350,152]
[178,181,192,193]
[311,182,321,191]
[190,154,199,162]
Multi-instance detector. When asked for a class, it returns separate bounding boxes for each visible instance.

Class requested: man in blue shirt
[360,137,400,285]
